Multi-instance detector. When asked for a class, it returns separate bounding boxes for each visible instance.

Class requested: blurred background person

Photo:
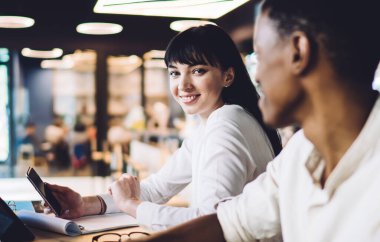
[44,117,71,171]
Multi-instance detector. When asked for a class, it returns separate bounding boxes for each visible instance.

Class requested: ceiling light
[76,22,123,35]
[0,16,35,28]
[108,55,143,74]
[68,50,97,64]
[143,50,167,68]
[108,55,142,65]
[41,59,74,69]
[143,50,166,60]
[21,48,63,59]
[144,59,166,69]
[170,20,216,32]
[94,0,250,19]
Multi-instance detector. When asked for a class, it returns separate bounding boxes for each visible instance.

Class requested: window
[0,48,10,163]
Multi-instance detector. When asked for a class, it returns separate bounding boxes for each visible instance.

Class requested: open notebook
[17,210,138,236]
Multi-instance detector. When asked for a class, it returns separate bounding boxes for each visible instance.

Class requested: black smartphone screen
[26,167,62,216]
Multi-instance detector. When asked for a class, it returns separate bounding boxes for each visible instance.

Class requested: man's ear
[224,67,235,87]
[290,31,312,75]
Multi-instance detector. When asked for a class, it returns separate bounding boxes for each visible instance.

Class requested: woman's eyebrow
[189,63,207,67]
[167,64,177,68]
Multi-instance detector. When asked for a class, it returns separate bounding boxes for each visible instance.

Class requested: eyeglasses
[92,231,150,242]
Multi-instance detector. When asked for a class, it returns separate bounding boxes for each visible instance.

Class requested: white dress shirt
[102,104,275,230]
[217,95,380,242]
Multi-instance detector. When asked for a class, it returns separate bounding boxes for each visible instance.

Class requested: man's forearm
[143,214,226,242]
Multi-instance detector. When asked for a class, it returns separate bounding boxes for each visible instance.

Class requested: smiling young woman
[46,24,282,232]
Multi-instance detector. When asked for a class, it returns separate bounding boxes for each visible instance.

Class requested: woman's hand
[46,183,85,219]
[108,173,142,217]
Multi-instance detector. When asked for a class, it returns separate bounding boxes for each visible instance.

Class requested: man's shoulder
[286,129,307,144]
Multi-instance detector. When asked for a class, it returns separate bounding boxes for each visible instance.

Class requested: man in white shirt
[133,0,380,241]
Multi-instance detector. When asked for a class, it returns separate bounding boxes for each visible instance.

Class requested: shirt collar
[305,149,325,186]
[305,94,380,192]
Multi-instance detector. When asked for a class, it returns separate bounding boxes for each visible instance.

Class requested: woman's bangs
[165,42,218,67]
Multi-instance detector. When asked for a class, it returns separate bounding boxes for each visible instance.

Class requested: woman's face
[168,62,228,120]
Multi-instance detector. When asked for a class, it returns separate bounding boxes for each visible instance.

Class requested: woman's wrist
[123,199,141,218]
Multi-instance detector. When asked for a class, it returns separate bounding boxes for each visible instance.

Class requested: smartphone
[26,167,62,216]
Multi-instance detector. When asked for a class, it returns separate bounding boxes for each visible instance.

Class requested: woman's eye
[192,68,206,75]
[169,71,179,77]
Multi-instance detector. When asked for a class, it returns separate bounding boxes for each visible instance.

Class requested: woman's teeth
[180,95,198,102]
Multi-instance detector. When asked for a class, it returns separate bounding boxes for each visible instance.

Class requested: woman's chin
[182,108,197,115]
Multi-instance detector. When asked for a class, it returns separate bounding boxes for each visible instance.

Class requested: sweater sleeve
[100,193,121,214]
[138,136,193,204]
[101,136,193,214]
[136,119,257,230]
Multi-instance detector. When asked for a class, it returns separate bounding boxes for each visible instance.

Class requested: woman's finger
[43,207,52,214]
[41,200,48,207]
[108,186,113,196]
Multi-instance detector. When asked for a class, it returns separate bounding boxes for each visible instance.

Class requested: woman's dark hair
[259,0,380,88]
[164,24,282,155]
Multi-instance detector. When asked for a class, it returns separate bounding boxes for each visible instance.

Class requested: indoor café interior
[1,0,380,241]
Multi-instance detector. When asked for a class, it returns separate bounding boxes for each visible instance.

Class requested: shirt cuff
[136,201,156,227]
[99,194,121,214]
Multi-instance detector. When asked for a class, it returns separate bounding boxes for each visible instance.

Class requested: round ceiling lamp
[0,16,35,28]
[41,59,74,69]
[21,48,63,59]
[76,22,123,35]
[170,20,216,32]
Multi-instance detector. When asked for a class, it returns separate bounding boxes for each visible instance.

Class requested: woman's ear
[290,31,312,75]
[224,67,235,87]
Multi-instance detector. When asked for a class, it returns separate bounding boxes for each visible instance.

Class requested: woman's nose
[178,76,193,91]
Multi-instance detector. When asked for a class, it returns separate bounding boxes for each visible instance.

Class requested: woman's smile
[179,94,201,104]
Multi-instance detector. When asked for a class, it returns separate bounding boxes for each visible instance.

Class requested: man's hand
[108,173,142,217]
[46,183,85,219]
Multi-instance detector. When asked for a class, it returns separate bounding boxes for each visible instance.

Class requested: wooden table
[1,174,188,242]
[30,226,150,242]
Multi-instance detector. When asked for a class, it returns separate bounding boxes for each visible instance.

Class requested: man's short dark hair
[259,0,380,87]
